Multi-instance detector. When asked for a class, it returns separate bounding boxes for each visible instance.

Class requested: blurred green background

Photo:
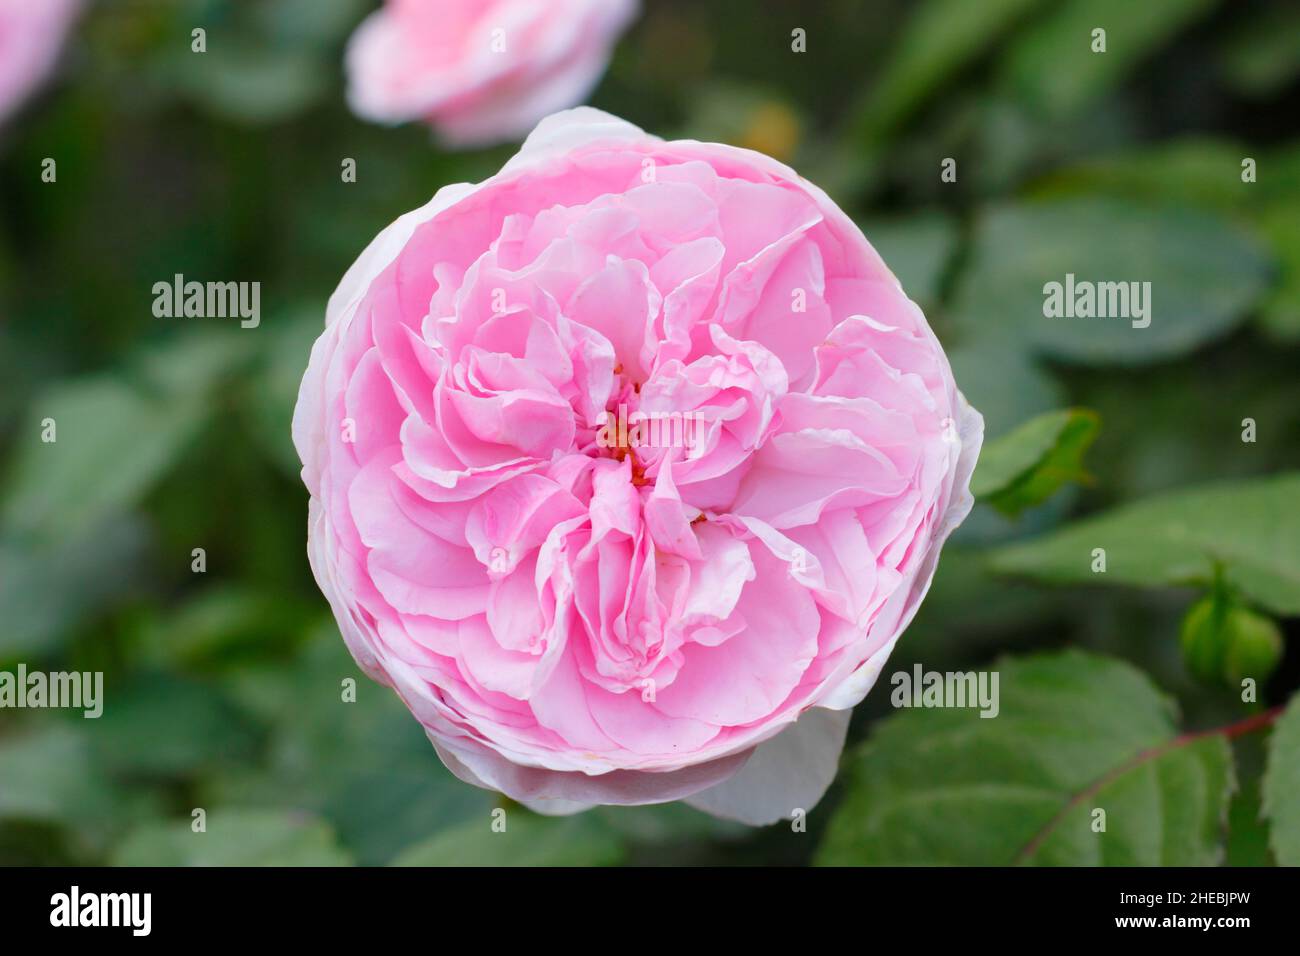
[1,0,1298,866]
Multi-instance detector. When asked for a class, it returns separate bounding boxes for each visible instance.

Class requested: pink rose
[293,108,982,824]
[345,0,639,147]
[0,0,80,127]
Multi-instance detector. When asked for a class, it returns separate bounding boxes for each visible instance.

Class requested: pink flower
[293,108,982,824]
[345,0,639,147]
[0,0,80,127]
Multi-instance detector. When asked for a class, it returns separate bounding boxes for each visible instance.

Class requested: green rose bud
[1180,595,1227,683]
[1222,608,1283,686]
[1180,594,1282,687]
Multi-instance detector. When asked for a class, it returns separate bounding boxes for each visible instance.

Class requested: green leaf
[946,343,1065,441]
[1262,695,1300,866]
[0,518,148,658]
[1254,201,1300,341]
[391,811,625,867]
[112,810,353,866]
[989,473,1300,616]
[970,408,1099,516]
[155,46,327,125]
[597,802,748,845]
[3,377,206,543]
[1029,141,1300,342]
[999,0,1216,117]
[0,726,111,824]
[855,0,1048,141]
[251,0,372,51]
[1226,746,1275,867]
[131,332,253,400]
[861,213,958,309]
[2,334,249,543]
[137,585,317,670]
[1029,138,1249,210]
[92,674,258,777]
[898,547,1059,662]
[0,724,163,859]
[1030,140,1300,221]
[951,199,1271,365]
[816,650,1235,865]
[208,633,489,865]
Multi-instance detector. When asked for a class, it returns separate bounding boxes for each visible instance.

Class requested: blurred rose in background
[346,0,640,147]
[0,0,81,126]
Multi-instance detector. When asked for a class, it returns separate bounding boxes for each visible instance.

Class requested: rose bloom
[346,0,639,147]
[0,0,80,126]
[294,108,982,824]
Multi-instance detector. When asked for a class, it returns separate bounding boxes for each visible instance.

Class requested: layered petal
[294,108,982,824]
